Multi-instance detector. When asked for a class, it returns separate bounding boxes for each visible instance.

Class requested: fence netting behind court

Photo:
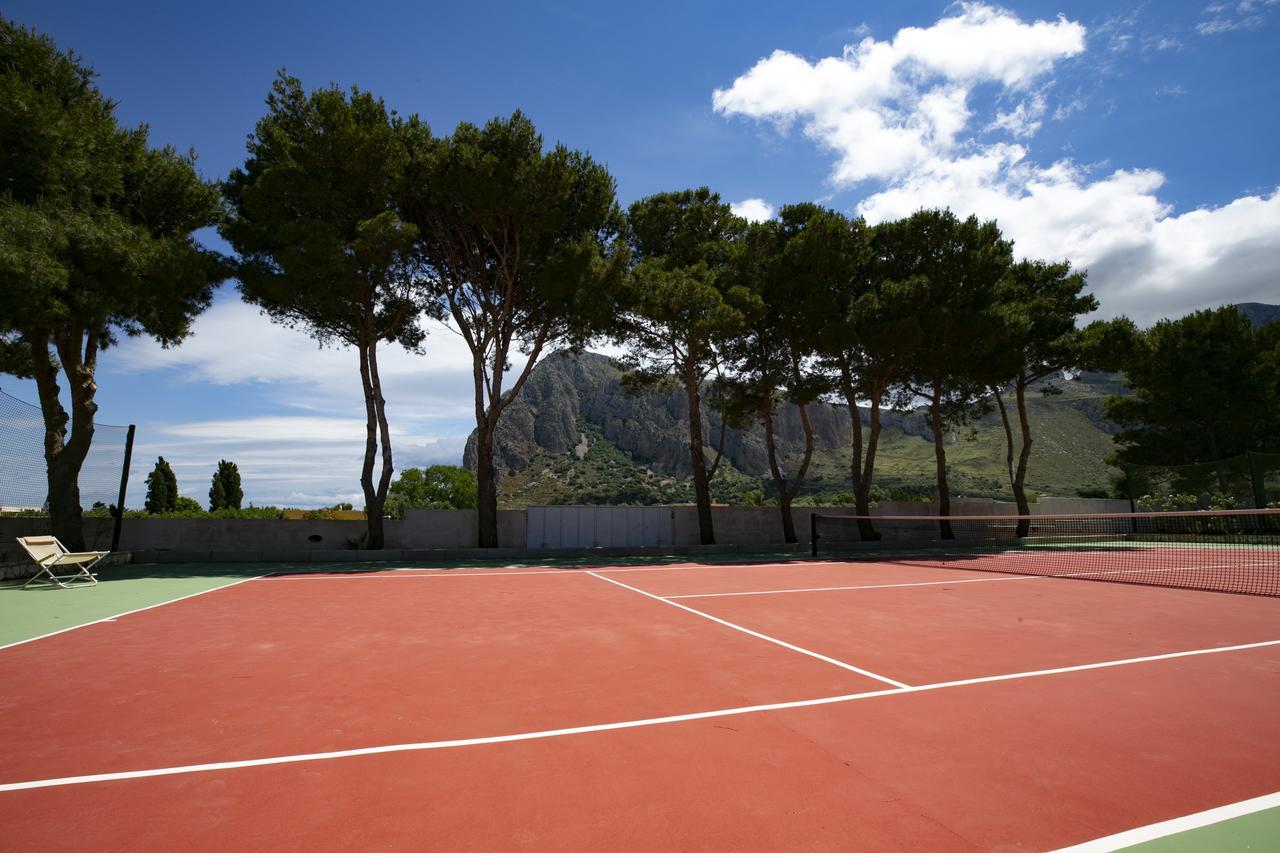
[0,387,133,517]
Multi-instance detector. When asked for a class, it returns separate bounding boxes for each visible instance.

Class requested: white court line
[262,561,825,579]
[668,574,1039,599]
[0,574,268,652]
[264,569,573,580]
[592,561,824,574]
[1051,790,1280,852]
[4,637,1277,793]
[588,571,911,689]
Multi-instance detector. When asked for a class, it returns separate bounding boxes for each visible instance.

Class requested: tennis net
[810,509,1280,597]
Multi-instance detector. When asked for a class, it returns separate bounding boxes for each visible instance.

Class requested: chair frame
[17,536,107,589]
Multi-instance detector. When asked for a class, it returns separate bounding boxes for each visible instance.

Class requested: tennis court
[2,517,1279,851]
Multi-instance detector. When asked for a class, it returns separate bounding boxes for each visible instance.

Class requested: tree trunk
[707,416,727,480]
[761,406,796,544]
[474,425,499,548]
[1012,376,1034,537]
[994,386,1016,491]
[357,342,386,549]
[860,397,884,537]
[790,401,815,540]
[1204,427,1232,494]
[370,343,396,530]
[29,329,99,551]
[928,391,954,540]
[462,319,549,549]
[841,370,883,541]
[683,365,715,545]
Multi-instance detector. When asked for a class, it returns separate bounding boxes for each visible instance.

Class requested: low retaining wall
[0,498,1132,565]
[0,551,131,582]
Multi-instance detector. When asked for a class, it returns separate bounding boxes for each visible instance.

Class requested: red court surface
[3,559,1279,851]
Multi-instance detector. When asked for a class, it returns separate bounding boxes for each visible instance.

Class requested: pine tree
[145,457,178,514]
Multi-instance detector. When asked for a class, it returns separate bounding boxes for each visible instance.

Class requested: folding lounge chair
[17,536,107,589]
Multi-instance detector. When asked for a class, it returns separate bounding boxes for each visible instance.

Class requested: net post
[111,424,135,552]
[1249,452,1268,510]
[1124,466,1139,534]
[810,512,818,558]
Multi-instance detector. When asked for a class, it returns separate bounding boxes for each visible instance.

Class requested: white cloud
[986,92,1047,138]
[114,299,475,387]
[712,3,1280,325]
[713,4,1083,184]
[110,296,533,507]
[731,198,775,221]
[1197,0,1278,34]
[131,414,466,508]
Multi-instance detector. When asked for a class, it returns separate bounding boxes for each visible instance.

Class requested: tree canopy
[617,188,750,544]
[0,17,226,548]
[1104,306,1279,466]
[721,204,850,543]
[399,111,626,547]
[874,209,1017,537]
[991,259,1097,532]
[222,72,431,549]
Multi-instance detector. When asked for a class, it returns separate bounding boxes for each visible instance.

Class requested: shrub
[384,466,478,518]
[174,496,204,513]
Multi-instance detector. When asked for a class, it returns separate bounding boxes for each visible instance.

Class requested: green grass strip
[0,564,266,647]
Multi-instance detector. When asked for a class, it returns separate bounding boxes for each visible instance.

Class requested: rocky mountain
[1235,302,1280,327]
[465,351,1126,507]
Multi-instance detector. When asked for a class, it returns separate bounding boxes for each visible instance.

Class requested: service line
[667,573,1039,599]
[4,638,1277,793]
[586,570,911,688]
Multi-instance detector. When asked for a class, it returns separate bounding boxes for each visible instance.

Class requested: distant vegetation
[384,466,478,518]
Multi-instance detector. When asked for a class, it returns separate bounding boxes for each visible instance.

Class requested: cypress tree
[209,459,243,510]
[145,457,178,514]
[209,476,227,511]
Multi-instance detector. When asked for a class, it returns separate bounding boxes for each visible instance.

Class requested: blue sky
[4,1,1278,508]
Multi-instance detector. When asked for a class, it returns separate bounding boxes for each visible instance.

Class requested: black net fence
[1123,453,1280,511]
[0,387,133,517]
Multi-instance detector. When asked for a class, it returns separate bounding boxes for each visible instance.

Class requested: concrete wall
[399,509,525,549]
[673,506,861,547]
[0,517,116,564]
[0,497,1133,565]
[526,506,674,549]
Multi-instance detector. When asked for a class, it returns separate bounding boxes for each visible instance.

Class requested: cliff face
[463,350,929,480]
